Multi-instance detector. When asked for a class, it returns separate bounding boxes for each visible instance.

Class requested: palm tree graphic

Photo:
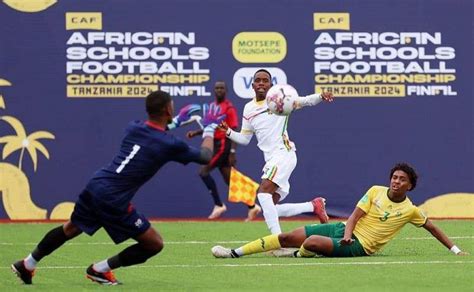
[0,116,55,171]
[0,78,12,109]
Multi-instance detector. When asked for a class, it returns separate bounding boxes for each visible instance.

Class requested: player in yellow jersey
[212,163,469,258]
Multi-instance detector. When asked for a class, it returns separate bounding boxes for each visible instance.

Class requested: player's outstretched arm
[340,207,366,245]
[296,91,335,110]
[219,121,253,146]
[423,219,469,255]
[198,103,227,163]
[199,137,214,163]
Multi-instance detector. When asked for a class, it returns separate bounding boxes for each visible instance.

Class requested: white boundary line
[1,260,473,269]
[0,236,472,246]
[401,236,474,240]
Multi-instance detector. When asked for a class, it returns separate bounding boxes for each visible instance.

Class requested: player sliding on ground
[219,69,335,235]
[212,163,469,258]
[11,91,226,285]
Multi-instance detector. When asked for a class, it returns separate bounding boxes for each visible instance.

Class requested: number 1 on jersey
[116,144,141,173]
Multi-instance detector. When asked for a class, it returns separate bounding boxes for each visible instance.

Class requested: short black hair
[254,69,272,80]
[390,163,418,191]
[146,90,171,118]
[214,80,227,88]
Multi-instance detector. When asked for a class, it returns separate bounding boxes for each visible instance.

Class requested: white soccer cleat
[211,245,234,258]
[269,248,298,258]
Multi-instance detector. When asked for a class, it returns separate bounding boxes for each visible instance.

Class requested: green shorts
[304,222,368,257]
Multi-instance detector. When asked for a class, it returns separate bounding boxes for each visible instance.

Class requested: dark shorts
[304,222,368,257]
[209,138,231,168]
[71,190,151,244]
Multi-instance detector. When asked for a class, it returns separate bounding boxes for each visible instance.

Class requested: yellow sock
[241,235,281,255]
[298,245,317,258]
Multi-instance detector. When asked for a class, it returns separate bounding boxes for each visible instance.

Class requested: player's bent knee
[136,227,164,254]
[259,180,278,194]
[136,242,163,261]
[303,235,332,255]
[259,185,272,193]
[63,221,82,238]
[151,239,164,254]
[278,233,293,247]
[142,236,164,254]
[153,233,165,252]
[304,235,322,250]
[278,228,306,247]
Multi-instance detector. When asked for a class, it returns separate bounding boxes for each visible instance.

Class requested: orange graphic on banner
[229,167,258,206]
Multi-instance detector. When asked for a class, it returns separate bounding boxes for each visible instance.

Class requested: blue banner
[0,0,472,219]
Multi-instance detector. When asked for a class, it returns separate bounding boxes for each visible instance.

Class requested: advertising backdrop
[0,0,472,219]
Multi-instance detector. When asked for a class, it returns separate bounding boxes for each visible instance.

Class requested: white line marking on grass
[1,236,472,246]
[401,236,474,240]
[1,260,473,270]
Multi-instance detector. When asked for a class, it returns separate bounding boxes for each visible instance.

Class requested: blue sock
[200,174,222,206]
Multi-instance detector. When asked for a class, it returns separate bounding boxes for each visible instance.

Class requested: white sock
[276,202,313,217]
[257,192,281,234]
[93,259,111,273]
[234,247,244,256]
[24,254,37,271]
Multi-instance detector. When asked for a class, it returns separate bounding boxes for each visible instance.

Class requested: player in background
[212,163,469,258]
[219,69,335,235]
[11,91,225,285]
[187,81,261,221]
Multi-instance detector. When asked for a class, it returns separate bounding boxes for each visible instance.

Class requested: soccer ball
[266,84,299,116]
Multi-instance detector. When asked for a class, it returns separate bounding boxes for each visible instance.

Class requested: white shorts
[261,150,297,201]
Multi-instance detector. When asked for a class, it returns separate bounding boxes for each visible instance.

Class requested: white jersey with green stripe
[241,98,296,162]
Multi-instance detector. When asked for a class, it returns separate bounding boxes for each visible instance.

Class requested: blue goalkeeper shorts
[71,190,150,244]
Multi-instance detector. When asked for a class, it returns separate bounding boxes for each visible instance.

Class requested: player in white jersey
[220,69,335,234]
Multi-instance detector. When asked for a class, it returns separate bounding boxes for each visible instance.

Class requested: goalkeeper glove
[167,104,201,130]
[201,103,226,138]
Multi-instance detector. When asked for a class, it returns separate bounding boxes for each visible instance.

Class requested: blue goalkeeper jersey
[85,120,202,210]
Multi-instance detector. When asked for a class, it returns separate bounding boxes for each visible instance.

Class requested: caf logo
[3,0,57,13]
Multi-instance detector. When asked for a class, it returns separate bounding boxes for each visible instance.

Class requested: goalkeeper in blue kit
[11,91,225,285]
